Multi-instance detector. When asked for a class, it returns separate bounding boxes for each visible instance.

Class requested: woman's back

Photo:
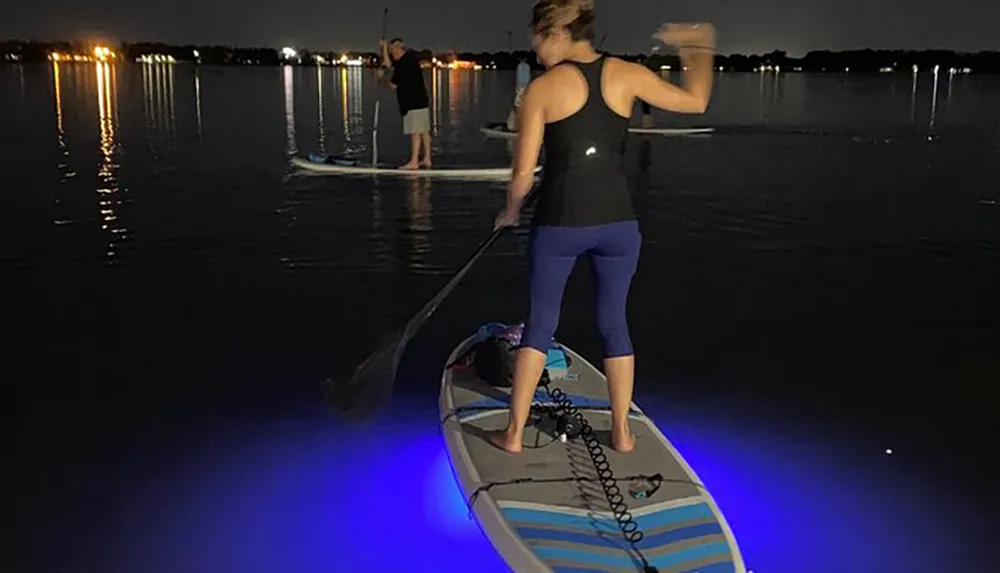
[532,55,634,227]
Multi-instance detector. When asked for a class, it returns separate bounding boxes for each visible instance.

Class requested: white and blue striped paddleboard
[440,328,745,572]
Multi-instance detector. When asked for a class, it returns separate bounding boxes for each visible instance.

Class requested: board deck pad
[440,335,744,573]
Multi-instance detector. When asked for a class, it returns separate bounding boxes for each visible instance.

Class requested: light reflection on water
[405,176,434,274]
[337,65,366,153]
[316,66,324,154]
[283,65,296,157]
[194,67,202,137]
[74,399,989,573]
[95,61,126,264]
[51,60,76,187]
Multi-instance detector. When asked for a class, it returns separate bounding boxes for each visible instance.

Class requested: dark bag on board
[472,336,515,388]
[469,324,572,388]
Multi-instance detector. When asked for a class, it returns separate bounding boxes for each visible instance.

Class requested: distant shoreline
[3,40,998,74]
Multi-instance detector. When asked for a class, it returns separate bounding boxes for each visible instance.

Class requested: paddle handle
[377,9,389,69]
[374,8,387,167]
[372,101,380,166]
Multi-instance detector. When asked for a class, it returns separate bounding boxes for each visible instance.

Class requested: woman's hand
[654,23,716,50]
[494,206,520,231]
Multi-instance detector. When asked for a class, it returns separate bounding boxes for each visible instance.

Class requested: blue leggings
[521,220,641,358]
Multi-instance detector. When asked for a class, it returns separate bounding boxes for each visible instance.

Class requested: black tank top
[532,55,635,227]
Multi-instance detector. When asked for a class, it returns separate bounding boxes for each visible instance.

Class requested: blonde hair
[531,0,596,41]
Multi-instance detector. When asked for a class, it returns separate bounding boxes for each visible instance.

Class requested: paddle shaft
[372,102,379,165]
[373,8,388,166]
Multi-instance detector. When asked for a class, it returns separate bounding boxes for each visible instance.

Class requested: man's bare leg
[420,132,432,167]
[400,133,420,169]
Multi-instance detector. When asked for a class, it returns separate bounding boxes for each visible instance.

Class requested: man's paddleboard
[292,154,537,180]
[628,127,715,136]
[440,327,745,573]
[481,123,715,140]
[480,122,518,140]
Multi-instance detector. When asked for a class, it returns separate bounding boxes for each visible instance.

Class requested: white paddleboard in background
[481,122,715,139]
[292,155,540,180]
[629,127,715,136]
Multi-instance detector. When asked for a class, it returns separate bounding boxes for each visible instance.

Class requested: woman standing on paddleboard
[491,0,716,454]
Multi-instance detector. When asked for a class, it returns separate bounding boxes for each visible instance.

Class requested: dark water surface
[3,62,999,572]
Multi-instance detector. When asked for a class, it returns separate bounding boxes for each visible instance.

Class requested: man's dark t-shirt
[390,50,430,115]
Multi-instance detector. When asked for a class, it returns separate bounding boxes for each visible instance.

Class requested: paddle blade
[324,330,405,419]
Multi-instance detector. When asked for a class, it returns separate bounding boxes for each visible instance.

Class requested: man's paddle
[324,226,509,418]
[373,8,388,166]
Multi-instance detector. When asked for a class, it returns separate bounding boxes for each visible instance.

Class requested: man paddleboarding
[491,0,716,454]
[506,58,533,131]
[381,37,432,169]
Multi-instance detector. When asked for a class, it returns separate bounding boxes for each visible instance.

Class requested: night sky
[2,0,997,55]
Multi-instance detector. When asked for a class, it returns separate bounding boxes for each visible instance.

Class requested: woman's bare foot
[421,158,432,168]
[398,160,420,170]
[611,426,636,453]
[487,429,522,454]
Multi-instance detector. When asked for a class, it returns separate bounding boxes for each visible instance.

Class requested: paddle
[373,8,388,166]
[324,225,510,418]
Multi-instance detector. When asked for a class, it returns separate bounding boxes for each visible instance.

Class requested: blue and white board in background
[480,122,715,140]
[291,154,539,180]
[440,328,745,573]
[628,126,715,136]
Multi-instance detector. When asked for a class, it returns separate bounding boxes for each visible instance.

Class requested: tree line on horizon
[3,40,999,73]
